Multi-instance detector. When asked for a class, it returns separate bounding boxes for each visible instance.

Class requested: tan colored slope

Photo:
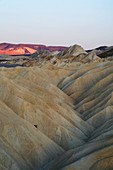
[0,67,93,149]
[62,143,113,170]
[45,60,113,170]
[0,100,64,170]
[0,66,94,170]
[1,60,113,170]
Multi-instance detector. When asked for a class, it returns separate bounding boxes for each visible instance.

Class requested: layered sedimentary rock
[0,45,113,170]
[46,61,113,170]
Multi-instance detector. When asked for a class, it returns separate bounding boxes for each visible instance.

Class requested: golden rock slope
[0,61,113,170]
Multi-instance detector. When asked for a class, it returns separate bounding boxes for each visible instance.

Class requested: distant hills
[0,43,67,56]
[0,43,113,68]
[0,43,113,58]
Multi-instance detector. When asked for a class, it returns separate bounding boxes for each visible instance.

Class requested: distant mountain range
[0,43,67,56]
[0,43,113,63]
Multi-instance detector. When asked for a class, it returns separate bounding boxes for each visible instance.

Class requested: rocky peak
[61,44,87,58]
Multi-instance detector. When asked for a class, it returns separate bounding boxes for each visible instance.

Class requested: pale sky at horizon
[0,0,113,49]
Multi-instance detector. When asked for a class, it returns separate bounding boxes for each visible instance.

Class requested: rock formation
[58,44,87,58]
[0,44,113,170]
[98,46,113,59]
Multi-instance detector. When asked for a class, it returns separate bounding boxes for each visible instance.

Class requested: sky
[0,0,113,49]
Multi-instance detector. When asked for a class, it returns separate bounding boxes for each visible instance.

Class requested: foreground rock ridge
[0,44,113,170]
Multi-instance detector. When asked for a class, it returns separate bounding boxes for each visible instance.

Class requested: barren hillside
[0,45,113,170]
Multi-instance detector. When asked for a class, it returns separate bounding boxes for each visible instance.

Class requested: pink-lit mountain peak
[0,43,67,55]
